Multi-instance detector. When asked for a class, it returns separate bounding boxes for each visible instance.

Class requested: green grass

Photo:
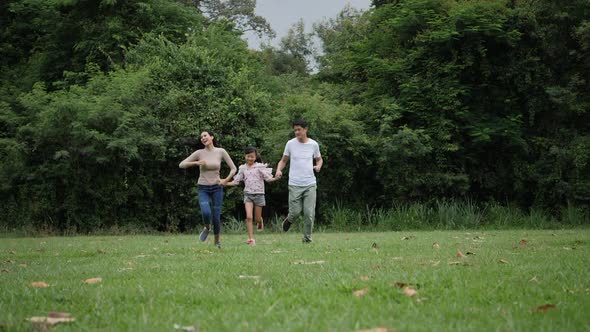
[1,230,589,331]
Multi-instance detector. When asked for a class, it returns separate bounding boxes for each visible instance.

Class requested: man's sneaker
[246,239,256,246]
[199,227,209,242]
[257,221,264,231]
[282,217,291,232]
[302,237,313,243]
[214,242,221,249]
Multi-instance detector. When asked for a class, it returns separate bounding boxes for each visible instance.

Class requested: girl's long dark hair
[244,146,263,163]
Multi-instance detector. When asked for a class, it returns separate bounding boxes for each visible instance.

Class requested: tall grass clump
[434,200,484,229]
[560,203,589,226]
[325,200,364,231]
[319,200,588,231]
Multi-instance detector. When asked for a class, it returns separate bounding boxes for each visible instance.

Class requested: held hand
[313,165,321,173]
[219,179,228,186]
[275,170,283,178]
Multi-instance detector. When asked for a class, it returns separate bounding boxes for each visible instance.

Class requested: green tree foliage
[193,0,275,39]
[314,0,590,210]
[256,20,313,76]
[1,22,273,231]
[1,0,588,232]
[1,0,203,88]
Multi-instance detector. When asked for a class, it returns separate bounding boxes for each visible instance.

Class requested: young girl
[226,147,278,246]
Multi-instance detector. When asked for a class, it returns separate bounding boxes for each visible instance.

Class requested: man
[275,119,323,243]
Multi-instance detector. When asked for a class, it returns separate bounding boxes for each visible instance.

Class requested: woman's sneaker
[246,239,256,246]
[257,221,264,231]
[199,227,209,242]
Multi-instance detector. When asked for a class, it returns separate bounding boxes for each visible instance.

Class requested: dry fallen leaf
[457,250,466,258]
[403,287,418,297]
[1,268,10,273]
[353,287,369,297]
[28,312,75,327]
[531,304,556,312]
[84,277,102,284]
[466,251,475,256]
[47,312,73,320]
[359,275,370,281]
[448,261,461,265]
[238,275,260,279]
[416,297,428,303]
[31,281,49,288]
[356,328,392,332]
[529,276,539,282]
[173,324,197,332]
[432,243,440,249]
[4,259,13,264]
[9,250,16,255]
[293,260,325,265]
[499,259,508,264]
[419,260,440,267]
[97,249,106,254]
[18,264,28,268]
[401,235,415,240]
[392,282,414,289]
[519,239,528,246]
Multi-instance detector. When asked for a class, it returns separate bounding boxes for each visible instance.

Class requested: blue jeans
[198,184,224,235]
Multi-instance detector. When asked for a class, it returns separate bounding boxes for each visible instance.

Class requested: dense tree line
[1,0,588,232]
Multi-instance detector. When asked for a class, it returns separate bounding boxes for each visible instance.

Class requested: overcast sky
[243,0,372,49]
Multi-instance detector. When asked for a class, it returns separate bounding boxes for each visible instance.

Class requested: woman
[179,131,236,248]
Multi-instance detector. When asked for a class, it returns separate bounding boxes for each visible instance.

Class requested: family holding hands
[179,119,322,248]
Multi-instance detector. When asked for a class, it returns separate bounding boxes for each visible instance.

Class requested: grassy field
[1,230,589,331]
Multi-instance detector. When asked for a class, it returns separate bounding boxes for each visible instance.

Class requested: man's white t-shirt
[283,138,321,186]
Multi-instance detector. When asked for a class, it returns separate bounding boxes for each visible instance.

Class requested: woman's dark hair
[292,118,308,128]
[199,130,219,147]
[244,146,263,163]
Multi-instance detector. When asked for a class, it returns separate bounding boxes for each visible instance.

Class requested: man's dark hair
[292,118,308,129]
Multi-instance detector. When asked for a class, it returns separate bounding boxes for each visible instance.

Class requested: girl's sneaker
[257,221,264,231]
[246,239,256,246]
